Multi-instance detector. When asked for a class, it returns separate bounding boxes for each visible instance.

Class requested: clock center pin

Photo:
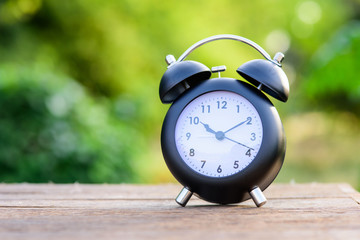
[215,131,225,140]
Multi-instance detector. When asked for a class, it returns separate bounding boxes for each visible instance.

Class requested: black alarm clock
[159,34,289,207]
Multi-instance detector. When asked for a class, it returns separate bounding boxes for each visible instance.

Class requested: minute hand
[224,118,249,133]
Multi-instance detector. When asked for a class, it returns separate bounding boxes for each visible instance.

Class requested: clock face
[175,90,263,178]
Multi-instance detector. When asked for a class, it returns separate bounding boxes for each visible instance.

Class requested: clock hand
[200,121,216,135]
[224,117,250,133]
[200,122,226,141]
[224,136,254,150]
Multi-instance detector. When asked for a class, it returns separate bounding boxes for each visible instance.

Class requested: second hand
[224,136,254,150]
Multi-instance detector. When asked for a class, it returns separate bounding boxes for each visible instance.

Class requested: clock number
[186,132,191,140]
[246,149,251,157]
[236,105,240,113]
[189,117,199,125]
[217,165,222,173]
[246,117,252,125]
[189,148,195,156]
[217,101,227,109]
[250,133,256,141]
[233,161,239,169]
[201,160,206,168]
[201,105,210,113]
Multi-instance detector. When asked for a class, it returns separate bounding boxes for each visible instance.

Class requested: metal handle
[176,34,281,67]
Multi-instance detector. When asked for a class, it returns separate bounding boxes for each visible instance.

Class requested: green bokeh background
[0,0,359,189]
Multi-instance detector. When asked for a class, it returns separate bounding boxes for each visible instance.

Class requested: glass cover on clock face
[175,91,263,178]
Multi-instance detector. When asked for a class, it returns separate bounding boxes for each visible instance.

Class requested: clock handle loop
[176,34,282,67]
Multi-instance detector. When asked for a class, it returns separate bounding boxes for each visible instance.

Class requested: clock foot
[175,187,193,207]
[249,186,267,207]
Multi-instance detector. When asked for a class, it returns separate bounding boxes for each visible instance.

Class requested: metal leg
[249,186,267,207]
[175,187,193,207]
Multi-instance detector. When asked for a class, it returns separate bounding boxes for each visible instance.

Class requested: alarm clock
[159,34,289,207]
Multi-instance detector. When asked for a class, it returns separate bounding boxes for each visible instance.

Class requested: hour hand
[200,122,216,135]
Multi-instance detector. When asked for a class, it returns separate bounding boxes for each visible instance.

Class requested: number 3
[250,133,256,141]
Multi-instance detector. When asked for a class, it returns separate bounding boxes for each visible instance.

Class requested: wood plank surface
[0,183,359,240]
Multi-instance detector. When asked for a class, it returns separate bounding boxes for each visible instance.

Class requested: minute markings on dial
[174,91,263,178]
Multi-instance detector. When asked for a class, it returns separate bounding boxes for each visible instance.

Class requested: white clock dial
[175,91,263,178]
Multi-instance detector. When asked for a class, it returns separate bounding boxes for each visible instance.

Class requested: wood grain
[0,183,359,240]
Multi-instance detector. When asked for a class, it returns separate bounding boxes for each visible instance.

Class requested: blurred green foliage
[0,0,359,186]
[303,21,360,113]
[0,63,143,182]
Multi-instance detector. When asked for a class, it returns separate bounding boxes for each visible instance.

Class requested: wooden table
[0,183,359,239]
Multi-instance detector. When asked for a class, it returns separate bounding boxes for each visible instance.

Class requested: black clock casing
[159,34,290,207]
[161,78,285,204]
